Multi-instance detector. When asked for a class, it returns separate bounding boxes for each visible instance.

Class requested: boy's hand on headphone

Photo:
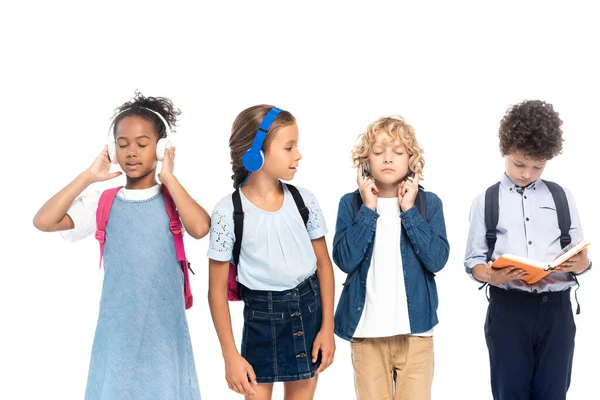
[357,167,379,210]
[158,146,176,183]
[398,172,420,212]
[87,145,122,183]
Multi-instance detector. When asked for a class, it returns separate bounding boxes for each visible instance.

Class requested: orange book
[491,239,591,285]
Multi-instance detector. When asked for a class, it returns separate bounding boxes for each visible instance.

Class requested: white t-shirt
[207,184,327,291]
[354,197,433,338]
[61,185,162,243]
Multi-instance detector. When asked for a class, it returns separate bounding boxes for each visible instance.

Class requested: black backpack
[228,184,310,300]
[482,180,580,313]
[484,180,571,260]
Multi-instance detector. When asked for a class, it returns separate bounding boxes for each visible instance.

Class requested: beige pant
[351,335,434,400]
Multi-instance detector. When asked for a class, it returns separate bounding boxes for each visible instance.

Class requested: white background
[1,1,599,399]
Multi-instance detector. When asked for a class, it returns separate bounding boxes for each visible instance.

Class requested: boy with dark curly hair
[464,100,591,400]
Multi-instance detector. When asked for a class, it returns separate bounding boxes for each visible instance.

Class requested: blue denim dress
[84,192,200,400]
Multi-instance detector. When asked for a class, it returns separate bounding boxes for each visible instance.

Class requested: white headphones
[107,107,174,165]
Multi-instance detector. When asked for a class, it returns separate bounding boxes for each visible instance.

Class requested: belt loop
[268,291,273,312]
[309,274,318,296]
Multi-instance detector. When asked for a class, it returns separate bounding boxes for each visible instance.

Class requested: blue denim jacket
[332,190,450,341]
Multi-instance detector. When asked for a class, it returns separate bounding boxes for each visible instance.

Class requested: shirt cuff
[207,250,232,263]
[399,206,421,228]
[59,229,76,244]
[355,204,379,226]
[309,226,328,240]
[465,259,488,283]
[574,260,593,276]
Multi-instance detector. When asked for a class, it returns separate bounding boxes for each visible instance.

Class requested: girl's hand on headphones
[87,145,122,182]
[158,146,176,183]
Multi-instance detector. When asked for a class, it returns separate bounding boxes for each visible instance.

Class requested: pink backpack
[228,184,309,301]
[95,186,194,309]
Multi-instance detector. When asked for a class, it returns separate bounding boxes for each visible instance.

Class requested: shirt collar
[118,184,161,200]
[500,173,539,193]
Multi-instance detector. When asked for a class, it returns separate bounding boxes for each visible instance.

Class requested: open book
[491,239,591,285]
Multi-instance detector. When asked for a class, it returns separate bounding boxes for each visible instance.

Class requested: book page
[550,239,591,269]
[494,254,547,270]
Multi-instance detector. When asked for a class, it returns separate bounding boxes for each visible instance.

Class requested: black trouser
[485,286,576,400]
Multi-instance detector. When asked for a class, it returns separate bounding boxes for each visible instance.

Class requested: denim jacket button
[357,306,362,311]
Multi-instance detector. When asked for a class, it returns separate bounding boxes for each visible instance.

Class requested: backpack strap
[95,186,123,269]
[479,182,501,293]
[415,189,427,221]
[352,190,362,218]
[542,180,580,314]
[482,181,580,311]
[484,182,501,262]
[231,188,244,267]
[162,186,194,309]
[543,180,571,248]
[351,187,427,220]
[285,183,309,227]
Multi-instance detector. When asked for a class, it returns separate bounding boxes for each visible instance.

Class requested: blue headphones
[241,107,283,172]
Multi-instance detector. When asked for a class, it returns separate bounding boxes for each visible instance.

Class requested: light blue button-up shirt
[465,174,589,292]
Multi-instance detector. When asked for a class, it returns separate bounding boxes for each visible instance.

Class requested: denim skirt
[240,273,323,382]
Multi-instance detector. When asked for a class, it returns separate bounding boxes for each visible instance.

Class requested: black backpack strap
[484,182,501,262]
[351,188,427,220]
[543,180,571,249]
[543,180,580,314]
[415,188,427,220]
[352,190,362,218]
[479,182,500,294]
[231,188,244,266]
[286,184,309,227]
[572,274,581,315]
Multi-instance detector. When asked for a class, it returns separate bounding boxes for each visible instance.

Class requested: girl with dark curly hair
[33,92,209,399]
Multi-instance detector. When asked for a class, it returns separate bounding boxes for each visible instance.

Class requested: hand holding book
[486,261,529,285]
[553,247,590,274]
[491,239,591,285]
